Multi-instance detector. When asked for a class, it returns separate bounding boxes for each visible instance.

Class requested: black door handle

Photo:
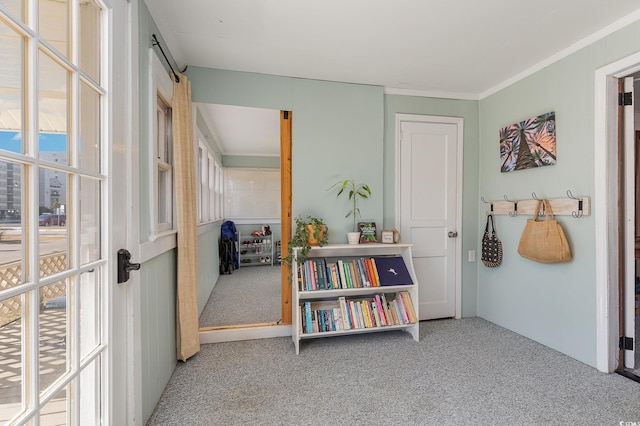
[117,249,141,284]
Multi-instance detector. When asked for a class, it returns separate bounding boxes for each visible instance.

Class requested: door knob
[448,231,458,238]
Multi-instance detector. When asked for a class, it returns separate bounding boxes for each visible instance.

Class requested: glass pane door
[0,0,107,424]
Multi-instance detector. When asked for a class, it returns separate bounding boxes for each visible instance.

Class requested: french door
[0,0,130,424]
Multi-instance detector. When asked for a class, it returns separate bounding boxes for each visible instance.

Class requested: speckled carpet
[148,317,640,425]
[199,265,281,327]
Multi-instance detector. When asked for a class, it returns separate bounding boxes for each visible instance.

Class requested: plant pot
[347,232,360,245]
[306,224,326,246]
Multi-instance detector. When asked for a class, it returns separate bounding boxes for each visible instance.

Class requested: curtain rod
[151,34,180,83]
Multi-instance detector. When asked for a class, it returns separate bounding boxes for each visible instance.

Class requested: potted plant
[281,215,328,267]
[329,178,371,244]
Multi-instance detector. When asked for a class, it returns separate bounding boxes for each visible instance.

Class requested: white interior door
[623,76,636,369]
[397,115,462,320]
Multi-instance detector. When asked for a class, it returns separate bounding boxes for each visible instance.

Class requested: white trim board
[199,325,292,344]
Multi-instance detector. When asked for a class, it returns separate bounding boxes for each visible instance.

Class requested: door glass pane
[39,167,69,277]
[38,0,69,56]
[80,176,99,265]
[79,82,100,173]
[40,386,68,425]
[79,358,100,424]
[0,160,23,286]
[0,296,23,423]
[80,268,99,358]
[38,51,68,162]
[0,0,24,21]
[39,281,68,394]
[79,0,100,82]
[0,21,23,153]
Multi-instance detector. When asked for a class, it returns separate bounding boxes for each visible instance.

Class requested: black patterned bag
[481,214,503,268]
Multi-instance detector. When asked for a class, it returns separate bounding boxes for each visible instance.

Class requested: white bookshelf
[291,243,419,354]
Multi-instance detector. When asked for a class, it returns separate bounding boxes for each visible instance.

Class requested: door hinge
[619,91,633,106]
[283,111,289,120]
[619,336,634,351]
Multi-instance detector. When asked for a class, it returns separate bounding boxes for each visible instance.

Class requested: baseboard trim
[198,324,292,344]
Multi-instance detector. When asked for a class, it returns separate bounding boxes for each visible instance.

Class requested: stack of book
[297,256,413,291]
[300,291,416,334]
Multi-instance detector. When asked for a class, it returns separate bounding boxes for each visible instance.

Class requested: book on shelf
[299,291,416,335]
[373,256,414,286]
[399,291,417,323]
[304,301,313,334]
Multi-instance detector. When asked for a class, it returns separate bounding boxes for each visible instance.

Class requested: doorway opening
[595,52,640,377]
[197,106,292,342]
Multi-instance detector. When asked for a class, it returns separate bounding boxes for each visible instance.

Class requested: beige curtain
[172,73,200,361]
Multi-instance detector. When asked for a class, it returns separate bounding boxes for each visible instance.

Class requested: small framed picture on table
[358,222,377,243]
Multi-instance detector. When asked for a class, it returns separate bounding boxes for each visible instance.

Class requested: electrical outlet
[468,250,476,262]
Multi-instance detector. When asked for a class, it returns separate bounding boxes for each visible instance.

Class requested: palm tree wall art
[500,111,556,172]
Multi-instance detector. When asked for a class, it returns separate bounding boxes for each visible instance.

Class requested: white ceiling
[196,103,280,156]
[146,0,640,155]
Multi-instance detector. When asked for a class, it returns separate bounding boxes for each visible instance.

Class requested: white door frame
[594,51,640,373]
[394,114,463,319]
[108,0,141,423]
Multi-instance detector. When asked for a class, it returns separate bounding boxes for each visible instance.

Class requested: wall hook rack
[481,196,494,215]
[566,190,584,218]
[482,191,590,217]
[504,195,518,217]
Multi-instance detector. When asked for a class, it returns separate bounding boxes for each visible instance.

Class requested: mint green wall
[478,19,640,367]
[138,5,222,424]
[187,67,384,241]
[139,250,176,422]
[384,95,480,317]
[198,226,220,313]
[138,6,178,424]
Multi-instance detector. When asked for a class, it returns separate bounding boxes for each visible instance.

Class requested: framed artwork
[358,222,377,243]
[500,111,556,172]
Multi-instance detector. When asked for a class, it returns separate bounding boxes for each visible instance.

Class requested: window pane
[39,167,69,277]
[208,156,214,221]
[79,176,99,265]
[0,0,24,21]
[79,358,100,424]
[0,160,23,296]
[38,0,69,56]
[0,295,23,423]
[79,82,100,173]
[80,267,100,359]
[0,21,23,153]
[39,281,68,394]
[158,167,170,225]
[79,0,100,82]
[40,386,67,425]
[38,51,68,162]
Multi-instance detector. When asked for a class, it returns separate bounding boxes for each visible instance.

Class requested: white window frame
[196,130,223,225]
[149,49,174,238]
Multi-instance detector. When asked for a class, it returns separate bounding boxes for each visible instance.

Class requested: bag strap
[488,213,497,236]
[484,213,492,234]
[533,200,544,222]
[543,199,555,220]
